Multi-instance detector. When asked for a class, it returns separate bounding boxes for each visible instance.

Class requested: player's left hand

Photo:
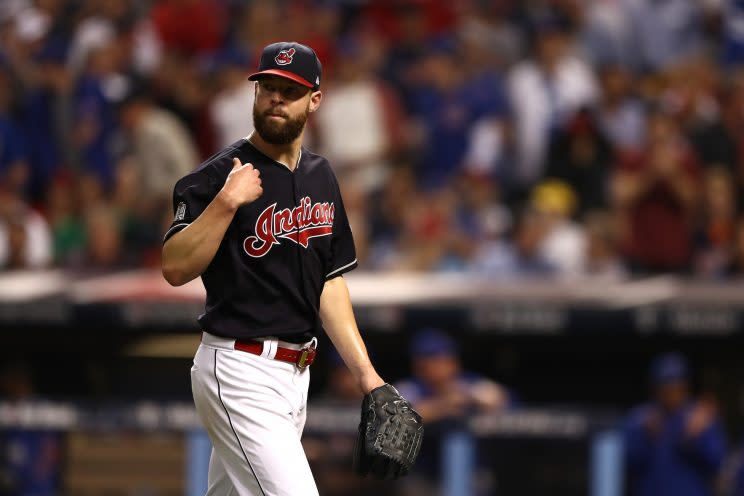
[353,384,424,480]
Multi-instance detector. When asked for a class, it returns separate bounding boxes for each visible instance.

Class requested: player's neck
[248,132,303,172]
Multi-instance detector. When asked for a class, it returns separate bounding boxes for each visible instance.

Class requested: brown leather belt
[234,339,317,369]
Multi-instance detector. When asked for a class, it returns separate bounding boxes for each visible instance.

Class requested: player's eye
[283,87,304,99]
[260,81,307,100]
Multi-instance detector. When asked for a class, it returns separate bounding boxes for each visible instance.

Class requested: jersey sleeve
[163,171,217,243]
[326,179,358,280]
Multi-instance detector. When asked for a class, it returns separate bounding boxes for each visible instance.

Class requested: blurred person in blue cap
[396,328,512,422]
[0,359,61,496]
[395,328,512,495]
[623,352,726,496]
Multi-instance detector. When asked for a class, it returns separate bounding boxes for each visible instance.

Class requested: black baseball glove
[352,383,424,479]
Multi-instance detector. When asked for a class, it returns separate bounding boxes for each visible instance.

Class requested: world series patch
[175,202,186,221]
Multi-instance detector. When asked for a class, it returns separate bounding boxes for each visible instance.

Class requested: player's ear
[309,90,322,113]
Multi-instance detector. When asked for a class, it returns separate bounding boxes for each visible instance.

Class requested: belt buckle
[296,338,317,370]
[297,348,311,369]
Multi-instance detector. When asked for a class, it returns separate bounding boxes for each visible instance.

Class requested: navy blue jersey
[164,139,357,342]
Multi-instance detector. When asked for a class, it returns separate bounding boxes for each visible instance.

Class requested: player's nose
[268,90,285,104]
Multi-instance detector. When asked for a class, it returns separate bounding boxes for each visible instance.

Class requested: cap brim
[248,69,314,88]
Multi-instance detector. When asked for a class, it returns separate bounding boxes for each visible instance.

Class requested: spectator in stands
[118,85,199,214]
[111,156,164,266]
[584,210,627,280]
[0,68,29,197]
[149,0,225,57]
[149,49,214,156]
[209,49,255,149]
[76,170,105,213]
[612,107,700,274]
[337,179,371,265]
[507,13,599,191]
[455,13,513,184]
[409,39,509,190]
[0,186,52,270]
[367,165,418,269]
[316,32,403,193]
[581,0,638,68]
[379,3,432,111]
[714,72,744,186]
[79,204,131,270]
[676,63,728,170]
[45,172,85,267]
[455,171,511,245]
[694,168,738,278]
[529,180,587,277]
[67,0,122,75]
[623,353,726,496]
[596,64,646,153]
[454,2,523,70]
[545,108,613,216]
[228,2,280,58]
[396,328,511,495]
[469,206,555,278]
[663,60,734,175]
[28,45,75,201]
[73,36,127,188]
[397,328,511,422]
[383,189,475,272]
[0,360,61,496]
[583,0,706,71]
[5,6,78,202]
[626,0,706,71]
[722,0,744,67]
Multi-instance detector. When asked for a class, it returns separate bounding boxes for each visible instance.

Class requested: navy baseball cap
[410,329,457,358]
[650,352,689,385]
[248,41,322,90]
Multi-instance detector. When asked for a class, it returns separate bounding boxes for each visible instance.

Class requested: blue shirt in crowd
[74,75,118,188]
[623,403,726,496]
[411,70,509,189]
[0,114,26,177]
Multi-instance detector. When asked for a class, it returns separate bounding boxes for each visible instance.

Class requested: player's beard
[253,104,309,145]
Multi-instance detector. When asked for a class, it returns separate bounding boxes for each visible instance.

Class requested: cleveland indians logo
[274,48,295,66]
[244,197,334,258]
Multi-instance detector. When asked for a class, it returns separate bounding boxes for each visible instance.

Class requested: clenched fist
[219,158,264,210]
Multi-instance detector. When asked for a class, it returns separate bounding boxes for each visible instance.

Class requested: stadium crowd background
[3,0,744,278]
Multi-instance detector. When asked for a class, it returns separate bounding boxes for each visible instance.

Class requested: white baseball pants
[190,332,319,496]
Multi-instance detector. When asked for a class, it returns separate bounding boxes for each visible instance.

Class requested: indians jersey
[164,139,358,341]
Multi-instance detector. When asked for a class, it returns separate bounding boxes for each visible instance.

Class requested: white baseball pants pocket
[190,333,319,496]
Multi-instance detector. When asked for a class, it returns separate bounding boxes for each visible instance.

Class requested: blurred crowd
[3,0,744,278]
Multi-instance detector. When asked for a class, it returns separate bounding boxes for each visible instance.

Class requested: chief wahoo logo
[274,48,296,66]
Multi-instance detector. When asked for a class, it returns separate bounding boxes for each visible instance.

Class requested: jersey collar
[244,135,302,172]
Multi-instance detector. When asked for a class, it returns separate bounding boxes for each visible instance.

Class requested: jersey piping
[326,258,358,279]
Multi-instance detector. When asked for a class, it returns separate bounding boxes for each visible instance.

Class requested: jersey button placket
[291,169,308,330]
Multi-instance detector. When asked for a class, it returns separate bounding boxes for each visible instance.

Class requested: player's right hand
[220,158,264,209]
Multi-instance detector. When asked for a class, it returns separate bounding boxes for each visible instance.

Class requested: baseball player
[162,42,421,495]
